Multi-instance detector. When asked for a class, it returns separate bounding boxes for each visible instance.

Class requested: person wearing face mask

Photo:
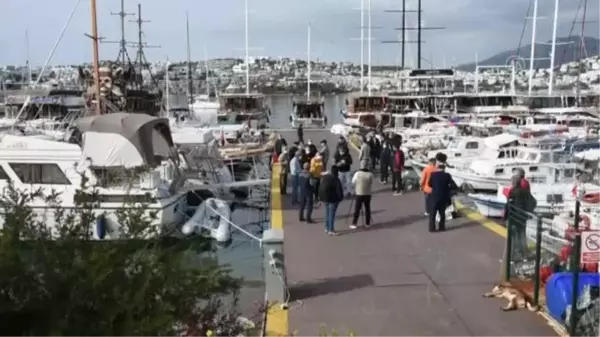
[319,139,329,168]
[334,145,353,197]
[379,141,393,184]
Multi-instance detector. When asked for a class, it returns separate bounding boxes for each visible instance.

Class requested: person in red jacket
[392,145,405,195]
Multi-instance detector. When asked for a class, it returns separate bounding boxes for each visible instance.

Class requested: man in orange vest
[420,157,437,216]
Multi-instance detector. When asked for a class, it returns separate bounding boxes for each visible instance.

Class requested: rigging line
[559,0,585,65]
[515,0,534,56]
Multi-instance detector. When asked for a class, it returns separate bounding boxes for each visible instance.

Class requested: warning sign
[581,231,600,264]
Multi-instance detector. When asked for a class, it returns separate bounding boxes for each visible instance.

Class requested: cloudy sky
[0,0,598,67]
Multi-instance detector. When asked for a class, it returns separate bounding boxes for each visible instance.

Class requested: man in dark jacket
[428,163,458,232]
[392,145,405,195]
[379,141,393,183]
[297,123,304,144]
[274,134,287,158]
[336,136,348,153]
[319,165,344,235]
[333,146,353,196]
[369,136,380,172]
[298,162,314,223]
[503,174,536,259]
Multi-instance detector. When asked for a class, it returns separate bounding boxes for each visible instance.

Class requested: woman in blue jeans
[318,165,344,236]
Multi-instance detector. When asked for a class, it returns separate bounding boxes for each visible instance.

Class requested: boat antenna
[129,1,160,88]
[186,11,194,107]
[245,0,250,95]
[307,23,311,101]
[104,0,135,68]
[89,0,102,115]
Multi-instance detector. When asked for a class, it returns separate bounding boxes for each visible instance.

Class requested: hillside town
[2,54,600,100]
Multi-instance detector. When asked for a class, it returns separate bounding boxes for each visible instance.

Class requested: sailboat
[289,24,326,129]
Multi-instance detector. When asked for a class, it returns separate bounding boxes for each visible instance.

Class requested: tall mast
[548,0,559,95]
[186,11,193,105]
[25,30,32,87]
[90,0,102,115]
[417,0,421,68]
[527,0,539,96]
[307,24,311,100]
[204,46,210,97]
[107,0,134,68]
[245,0,250,95]
[367,0,372,96]
[360,0,364,94]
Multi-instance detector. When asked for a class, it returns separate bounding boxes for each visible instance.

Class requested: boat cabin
[220,93,265,114]
[455,93,528,115]
[345,95,386,113]
[455,123,504,137]
[293,101,324,119]
[392,112,446,128]
[385,94,426,114]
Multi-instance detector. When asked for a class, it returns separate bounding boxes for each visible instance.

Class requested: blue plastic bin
[545,272,600,322]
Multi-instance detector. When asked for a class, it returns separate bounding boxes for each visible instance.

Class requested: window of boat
[540,152,551,163]
[0,166,10,180]
[465,142,479,149]
[529,166,538,172]
[9,163,71,185]
[564,168,575,179]
[494,168,504,174]
[447,140,459,149]
[527,153,538,161]
[546,194,563,204]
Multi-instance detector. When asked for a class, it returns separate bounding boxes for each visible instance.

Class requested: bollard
[262,229,286,304]
[533,216,543,305]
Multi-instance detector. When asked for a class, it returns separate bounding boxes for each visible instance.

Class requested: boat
[340,93,389,129]
[454,93,530,120]
[0,113,188,239]
[217,93,270,129]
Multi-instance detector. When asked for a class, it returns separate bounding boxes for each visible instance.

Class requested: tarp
[75,113,174,167]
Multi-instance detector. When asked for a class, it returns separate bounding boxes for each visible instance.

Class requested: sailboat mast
[367,0,372,96]
[90,0,102,115]
[548,0,559,95]
[25,30,32,87]
[360,0,364,94]
[186,11,193,106]
[527,0,539,96]
[204,46,210,97]
[245,0,250,95]
[307,24,311,101]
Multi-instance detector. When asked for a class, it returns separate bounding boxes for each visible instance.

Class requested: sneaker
[349,225,357,229]
[393,192,401,196]
[306,219,315,224]
[424,212,429,216]
[328,231,339,236]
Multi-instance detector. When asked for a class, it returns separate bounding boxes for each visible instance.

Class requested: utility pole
[383,0,443,69]
[104,0,134,68]
[129,2,160,87]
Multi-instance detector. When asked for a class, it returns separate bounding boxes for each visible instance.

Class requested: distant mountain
[457,36,600,71]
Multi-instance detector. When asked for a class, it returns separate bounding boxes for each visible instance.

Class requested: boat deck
[270,130,557,336]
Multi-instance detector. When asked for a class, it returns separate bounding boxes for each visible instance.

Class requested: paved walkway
[275,130,557,336]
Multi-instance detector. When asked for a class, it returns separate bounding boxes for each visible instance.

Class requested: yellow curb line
[265,163,288,336]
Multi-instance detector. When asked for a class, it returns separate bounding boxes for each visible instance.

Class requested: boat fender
[582,192,600,204]
[96,214,107,239]
[289,115,293,123]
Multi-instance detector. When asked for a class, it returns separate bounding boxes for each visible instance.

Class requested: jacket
[393,149,405,172]
[420,164,436,194]
[352,170,373,196]
[333,151,353,172]
[309,156,323,178]
[289,156,302,175]
[298,171,313,198]
[380,146,393,166]
[278,152,289,174]
[336,140,349,153]
[359,143,370,164]
[274,138,287,155]
[428,171,458,205]
[319,173,344,203]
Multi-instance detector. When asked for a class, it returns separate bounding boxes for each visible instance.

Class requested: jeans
[299,193,314,221]
[291,174,300,203]
[311,177,320,201]
[510,221,528,260]
[325,202,339,232]
[392,171,403,192]
[424,193,430,213]
[339,171,352,195]
[353,195,372,226]
[380,163,390,182]
[428,199,447,231]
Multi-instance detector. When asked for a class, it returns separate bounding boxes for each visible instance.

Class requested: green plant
[0,177,255,336]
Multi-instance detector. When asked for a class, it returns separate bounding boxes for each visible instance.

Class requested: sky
[0,0,598,67]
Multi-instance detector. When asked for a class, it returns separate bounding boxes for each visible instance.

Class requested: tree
[0,178,255,336]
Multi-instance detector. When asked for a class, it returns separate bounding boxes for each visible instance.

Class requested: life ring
[582,192,600,204]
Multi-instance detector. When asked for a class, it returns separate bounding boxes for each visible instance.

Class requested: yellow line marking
[454,200,507,238]
[266,163,288,336]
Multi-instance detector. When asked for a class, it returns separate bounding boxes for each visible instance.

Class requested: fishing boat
[340,94,389,129]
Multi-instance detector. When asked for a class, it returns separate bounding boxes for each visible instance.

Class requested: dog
[483,282,539,311]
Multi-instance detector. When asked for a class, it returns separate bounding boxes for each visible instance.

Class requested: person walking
[319,165,344,235]
[298,163,314,223]
[379,141,393,183]
[334,146,353,197]
[428,163,458,232]
[278,147,289,195]
[359,135,371,170]
[289,151,302,204]
[420,157,437,215]
[319,139,329,168]
[392,145,405,195]
[297,123,304,144]
[309,151,324,203]
[350,161,374,229]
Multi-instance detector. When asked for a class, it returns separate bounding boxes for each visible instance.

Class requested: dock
[267,130,558,336]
